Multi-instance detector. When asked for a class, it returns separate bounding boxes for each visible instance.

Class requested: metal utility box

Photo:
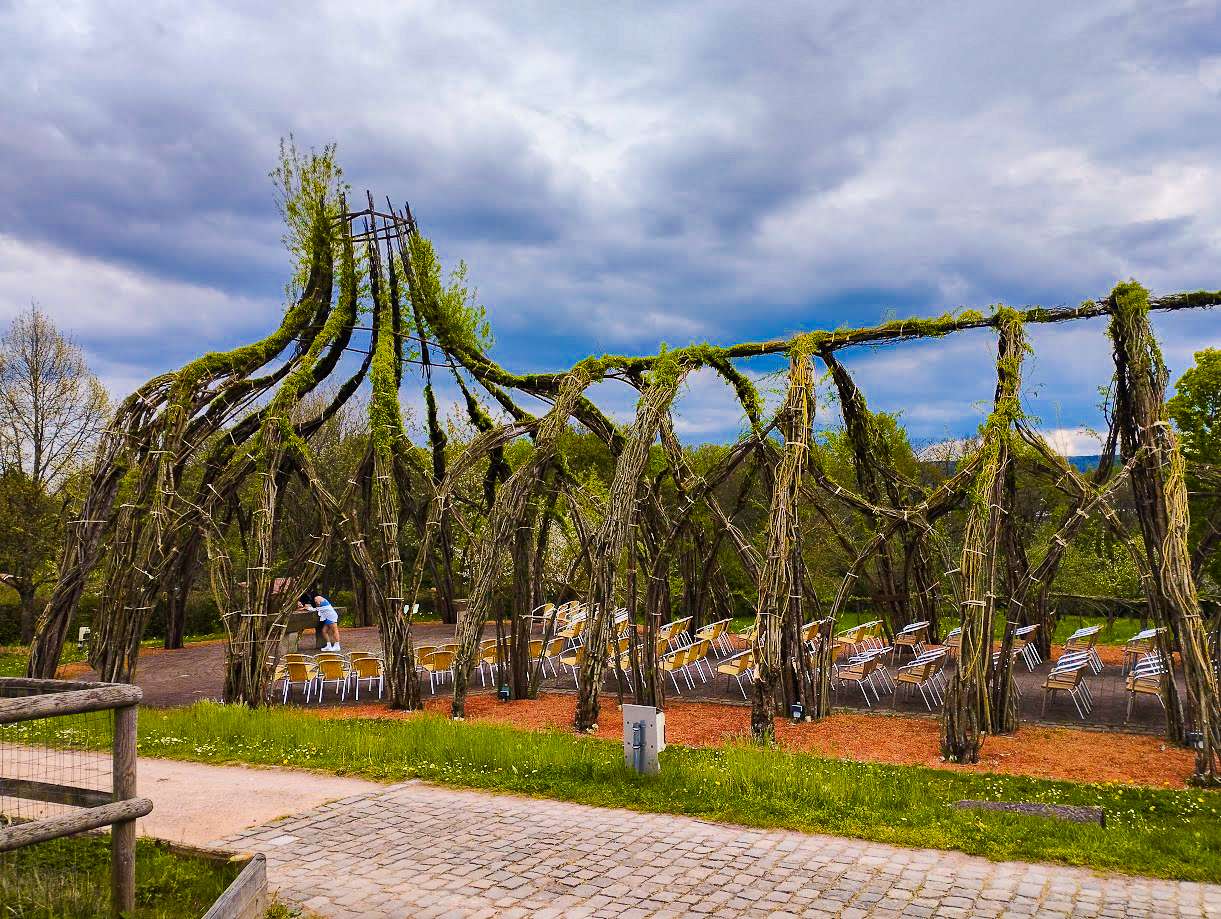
[622,704,666,775]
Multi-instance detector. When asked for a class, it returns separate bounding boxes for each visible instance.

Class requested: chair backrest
[837,623,866,642]
[1065,626,1102,649]
[685,638,711,663]
[285,661,314,681]
[349,651,375,661]
[659,647,685,671]
[720,650,752,673]
[544,637,566,656]
[1132,655,1167,678]
[1049,655,1087,677]
[904,658,938,680]
[1051,666,1084,686]
[801,620,825,642]
[353,657,383,678]
[664,617,692,641]
[317,658,345,680]
[315,652,345,664]
[428,649,456,670]
[1055,650,1091,669]
[284,653,311,664]
[479,644,500,665]
[413,645,435,664]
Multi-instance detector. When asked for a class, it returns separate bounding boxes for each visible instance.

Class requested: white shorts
[317,610,338,624]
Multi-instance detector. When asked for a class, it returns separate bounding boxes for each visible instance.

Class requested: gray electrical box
[622,703,666,775]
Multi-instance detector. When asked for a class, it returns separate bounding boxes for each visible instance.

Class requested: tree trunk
[750,352,814,744]
[18,582,38,646]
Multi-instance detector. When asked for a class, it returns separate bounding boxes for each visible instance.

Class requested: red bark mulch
[316,691,1194,789]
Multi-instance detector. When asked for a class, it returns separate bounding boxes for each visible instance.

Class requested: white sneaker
[331,644,341,651]
[321,643,335,652]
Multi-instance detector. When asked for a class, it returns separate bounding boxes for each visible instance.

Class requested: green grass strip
[6,701,1216,882]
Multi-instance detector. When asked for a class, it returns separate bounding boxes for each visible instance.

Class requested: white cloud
[1040,427,1106,456]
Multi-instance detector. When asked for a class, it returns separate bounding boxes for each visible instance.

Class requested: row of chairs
[276,651,385,703]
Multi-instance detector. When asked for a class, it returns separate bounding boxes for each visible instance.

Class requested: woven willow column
[941,311,1025,763]
[1110,281,1220,784]
[574,363,689,732]
[450,368,593,719]
[750,350,814,744]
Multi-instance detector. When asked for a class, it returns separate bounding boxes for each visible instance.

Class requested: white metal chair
[1063,625,1104,674]
[895,648,947,710]
[1012,623,1041,671]
[1042,656,1092,719]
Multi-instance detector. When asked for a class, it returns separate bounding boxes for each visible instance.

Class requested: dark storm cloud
[0,0,1218,443]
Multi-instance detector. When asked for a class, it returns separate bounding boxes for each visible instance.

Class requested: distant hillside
[1068,455,1101,472]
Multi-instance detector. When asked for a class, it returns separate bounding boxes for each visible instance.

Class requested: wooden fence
[0,677,153,917]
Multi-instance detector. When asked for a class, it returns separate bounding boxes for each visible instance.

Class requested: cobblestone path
[217,781,1220,918]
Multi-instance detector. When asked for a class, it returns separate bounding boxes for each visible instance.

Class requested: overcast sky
[2,1,1219,449]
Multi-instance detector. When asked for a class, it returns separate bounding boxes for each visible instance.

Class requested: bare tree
[0,305,109,640]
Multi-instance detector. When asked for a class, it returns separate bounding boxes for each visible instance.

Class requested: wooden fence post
[112,703,138,917]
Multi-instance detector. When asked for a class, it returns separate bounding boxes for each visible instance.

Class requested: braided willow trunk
[1109,282,1221,784]
[450,369,592,718]
[750,352,814,744]
[574,365,689,732]
[941,312,1026,762]
[340,237,420,709]
[25,373,175,677]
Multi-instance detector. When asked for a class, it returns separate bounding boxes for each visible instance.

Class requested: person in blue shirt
[301,592,342,651]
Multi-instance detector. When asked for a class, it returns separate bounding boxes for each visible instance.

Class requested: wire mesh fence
[0,692,113,827]
[0,678,150,915]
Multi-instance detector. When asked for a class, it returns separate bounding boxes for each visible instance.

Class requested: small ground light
[1186,731,1204,750]
[790,702,804,721]
[498,685,511,702]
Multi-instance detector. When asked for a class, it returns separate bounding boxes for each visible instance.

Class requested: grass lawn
[6,701,1216,882]
[0,834,239,918]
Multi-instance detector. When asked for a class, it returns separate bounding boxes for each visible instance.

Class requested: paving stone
[215,782,1221,918]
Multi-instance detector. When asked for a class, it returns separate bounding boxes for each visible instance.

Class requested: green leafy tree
[1168,348,1221,585]
[0,469,65,642]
